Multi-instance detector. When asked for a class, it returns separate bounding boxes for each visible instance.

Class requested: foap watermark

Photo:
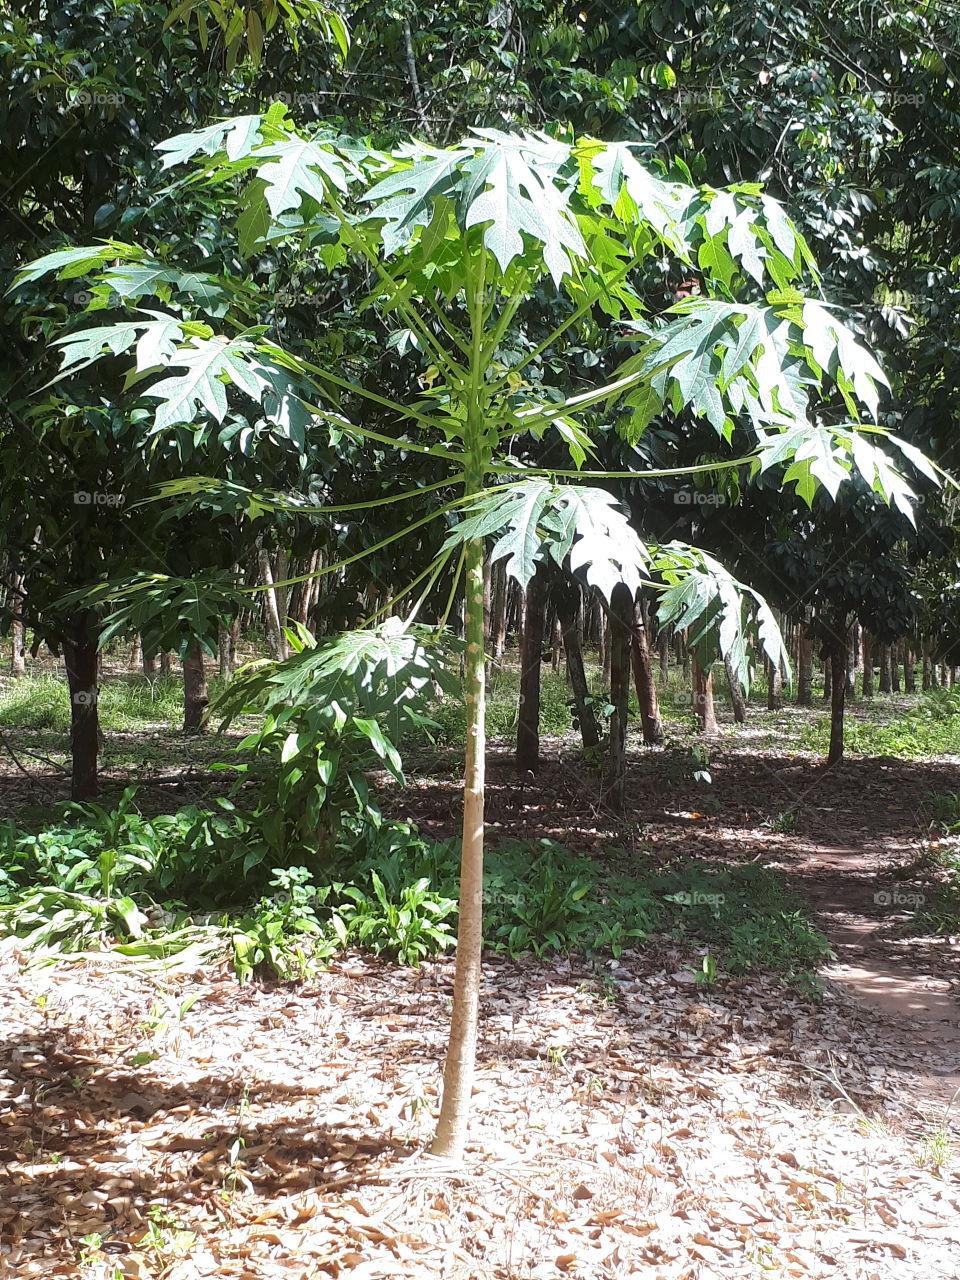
[72,689,98,707]
[74,90,122,107]
[874,887,925,908]
[269,91,325,108]
[275,291,324,308]
[674,490,725,506]
[671,890,725,908]
[74,491,125,507]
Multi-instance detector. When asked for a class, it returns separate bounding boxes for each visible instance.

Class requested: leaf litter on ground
[1,936,958,1280]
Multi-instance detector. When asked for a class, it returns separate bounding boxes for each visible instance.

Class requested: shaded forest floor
[1,675,960,1277]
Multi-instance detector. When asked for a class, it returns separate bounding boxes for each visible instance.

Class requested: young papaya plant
[14,110,939,1157]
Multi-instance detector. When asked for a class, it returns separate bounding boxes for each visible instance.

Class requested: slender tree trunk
[631,595,664,743]
[128,635,142,672]
[823,649,832,701]
[9,571,25,676]
[658,630,670,681]
[294,551,320,626]
[885,645,901,696]
[601,608,612,689]
[218,623,234,677]
[258,546,287,661]
[922,642,932,690]
[555,581,599,754]
[159,651,171,676]
[11,618,25,676]
[63,625,100,800]
[490,559,507,659]
[891,642,901,693]
[766,657,783,710]
[827,632,847,765]
[603,583,632,812]
[723,652,747,724]
[182,640,209,734]
[797,625,814,706]
[431,521,486,1159]
[516,567,546,773]
[904,647,916,693]
[861,630,874,697]
[845,625,857,697]
[550,613,562,673]
[143,651,157,675]
[692,654,718,735]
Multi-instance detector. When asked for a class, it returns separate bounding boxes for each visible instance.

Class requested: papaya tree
[17,110,933,1157]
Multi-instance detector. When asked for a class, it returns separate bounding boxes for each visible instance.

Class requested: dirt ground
[1,697,959,1278]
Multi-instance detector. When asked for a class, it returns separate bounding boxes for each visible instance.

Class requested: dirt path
[782,838,960,1126]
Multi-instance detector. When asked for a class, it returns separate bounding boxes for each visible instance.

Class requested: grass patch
[798,691,960,760]
[0,793,830,990]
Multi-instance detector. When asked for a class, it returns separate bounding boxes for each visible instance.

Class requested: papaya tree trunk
[631,595,663,744]
[891,643,901,692]
[516,566,546,773]
[63,624,99,800]
[555,581,599,754]
[603,582,632,812]
[431,427,487,1158]
[182,640,209,734]
[693,655,718,735]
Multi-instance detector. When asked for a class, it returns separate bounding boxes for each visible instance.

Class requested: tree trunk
[891,643,901,693]
[766,657,783,711]
[658,630,670,681]
[63,625,100,800]
[723,652,747,724]
[631,596,664,743]
[797,625,814,706]
[160,651,171,676]
[431,525,486,1160]
[490,559,507,659]
[922,642,932,690]
[885,645,901,696]
[601,609,612,690]
[823,649,832,701]
[258,546,287,661]
[603,583,632,812]
[516,567,546,774]
[182,640,209,734]
[11,618,25,676]
[692,654,718,735]
[218,623,234,678]
[550,614,562,673]
[827,632,847,765]
[128,635,143,672]
[861,630,874,697]
[555,581,599,754]
[845,626,857,696]
[9,571,25,676]
[904,647,916,693]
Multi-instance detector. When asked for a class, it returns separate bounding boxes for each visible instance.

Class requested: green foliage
[0,789,830,987]
[0,672,193,733]
[214,623,462,859]
[798,692,960,760]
